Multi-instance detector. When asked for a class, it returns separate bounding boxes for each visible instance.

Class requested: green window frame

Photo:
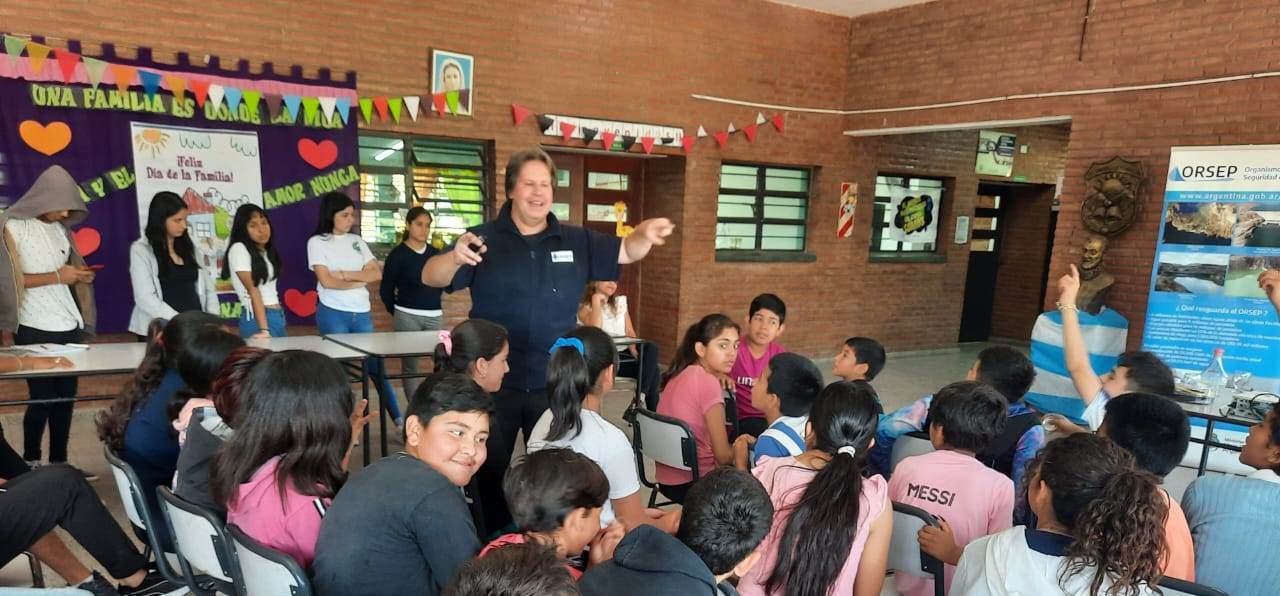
[715,163,812,260]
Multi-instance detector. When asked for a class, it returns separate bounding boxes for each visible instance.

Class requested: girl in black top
[380,207,445,398]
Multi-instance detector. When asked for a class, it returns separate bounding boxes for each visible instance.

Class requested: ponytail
[765,381,882,596]
[662,314,738,390]
[434,319,509,375]
[544,327,618,442]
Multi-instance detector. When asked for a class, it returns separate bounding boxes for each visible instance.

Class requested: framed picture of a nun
[431,49,474,116]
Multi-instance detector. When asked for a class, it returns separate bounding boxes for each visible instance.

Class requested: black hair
[311,191,355,237]
[210,346,272,425]
[975,345,1036,404]
[928,381,1008,453]
[212,351,355,508]
[545,326,618,441]
[1116,351,1176,396]
[434,319,509,375]
[663,314,739,390]
[677,467,774,576]
[144,191,196,274]
[844,336,887,381]
[766,380,882,595]
[748,293,787,324]
[444,542,579,596]
[407,372,497,431]
[400,206,433,244]
[221,204,281,285]
[1100,393,1190,477]
[168,325,245,423]
[503,448,609,534]
[765,352,824,418]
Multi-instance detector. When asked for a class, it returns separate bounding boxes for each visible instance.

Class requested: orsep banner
[1142,145,1280,391]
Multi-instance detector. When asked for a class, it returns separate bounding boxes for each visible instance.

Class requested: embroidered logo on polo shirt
[551,250,574,263]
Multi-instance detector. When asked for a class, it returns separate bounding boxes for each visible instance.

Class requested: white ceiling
[767,0,937,18]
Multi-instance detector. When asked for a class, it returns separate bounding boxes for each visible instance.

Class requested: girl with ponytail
[951,433,1166,596]
[739,380,891,596]
[432,318,510,393]
[527,326,677,532]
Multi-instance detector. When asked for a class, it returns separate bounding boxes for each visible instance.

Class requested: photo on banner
[887,185,940,243]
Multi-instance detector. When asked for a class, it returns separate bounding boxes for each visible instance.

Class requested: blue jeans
[238,306,289,338]
[315,302,403,422]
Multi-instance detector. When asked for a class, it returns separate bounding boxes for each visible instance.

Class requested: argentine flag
[1025,307,1128,423]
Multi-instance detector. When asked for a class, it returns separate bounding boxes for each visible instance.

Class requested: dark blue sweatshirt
[379,242,443,313]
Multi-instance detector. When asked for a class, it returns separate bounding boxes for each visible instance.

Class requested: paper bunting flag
[620,136,637,151]
[108,64,136,93]
[138,70,162,98]
[403,96,420,121]
[444,90,460,115]
[681,136,696,153]
[190,79,211,108]
[696,125,708,138]
[559,121,576,143]
[771,114,785,132]
[581,127,599,144]
[600,131,617,151]
[264,94,283,118]
[511,104,532,125]
[756,112,767,125]
[358,97,373,123]
[535,114,554,133]
[371,96,389,121]
[319,97,337,121]
[726,122,736,133]
[335,97,351,124]
[713,131,729,148]
[640,136,655,154]
[302,97,320,121]
[25,42,50,77]
[284,95,302,120]
[222,87,243,112]
[83,57,107,88]
[243,90,262,116]
[3,36,24,68]
[164,75,186,102]
[431,93,447,117]
[743,124,758,142]
[388,97,403,123]
[660,137,674,145]
[53,49,79,82]
[207,84,225,109]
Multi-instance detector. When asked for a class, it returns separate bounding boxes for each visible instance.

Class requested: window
[871,175,944,254]
[357,134,491,252]
[587,172,629,191]
[715,164,810,255]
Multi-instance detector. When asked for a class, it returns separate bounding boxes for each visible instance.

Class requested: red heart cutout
[297,138,338,170]
[283,288,319,317]
[72,227,101,257]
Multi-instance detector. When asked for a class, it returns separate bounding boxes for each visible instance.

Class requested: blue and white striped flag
[1026,307,1129,422]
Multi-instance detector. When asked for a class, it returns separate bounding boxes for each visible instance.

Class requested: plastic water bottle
[1200,348,1230,403]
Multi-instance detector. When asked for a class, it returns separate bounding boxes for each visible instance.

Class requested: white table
[1175,395,1257,476]
[0,343,149,380]
[323,331,442,457]
[246,335,366,362]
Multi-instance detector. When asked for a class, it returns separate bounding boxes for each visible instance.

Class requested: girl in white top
[222,205,284,339]
[527,325,677,533]
[577,280,662,411]
[951,433,1166,596]
[128,191,219,337]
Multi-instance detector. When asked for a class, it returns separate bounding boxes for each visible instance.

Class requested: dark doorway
[959,185,1007,342]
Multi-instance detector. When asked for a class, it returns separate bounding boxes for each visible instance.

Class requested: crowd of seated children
[732,352,825,470]
[655,313,739,504]
[726,294,788,438]
[528,326,678,531]
[832,336,887,386]
[889,380,1015,596]
[446,542,581,596]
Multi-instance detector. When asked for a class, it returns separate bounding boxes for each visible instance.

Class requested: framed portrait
[431,49,474,116]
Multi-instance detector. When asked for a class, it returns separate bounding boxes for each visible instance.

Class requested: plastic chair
[1156,577,1229,596]
[227,524,313,596]
[722,389,740,439]
[887,501,945,596]
[103,446,184,585]
[157,486,239,595]
[632,408,699,508]
[890,431,936,472]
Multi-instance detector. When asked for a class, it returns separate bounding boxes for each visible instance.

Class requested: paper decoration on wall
[388,97,403,123]
[108,63,135,93]
[207,84,225,109]
[335,97,351,123]
[54,49,79,82]
[25,42,50,76]
[283,288,318,317]
[620,136,637,151]
[164,75,186,102]
[138,70,161,99]
[838,182,858,238]
[742,124,757,142]
[681,136,695,152]
[191,79,211,108]
[640,136,655,154]
[72,227,101,257]
[713,131,729,148]
[614,201,634,237]
[756,112,767,125]
[243,90,261,115]
[372,96,389,121]
[726,122,736,133]
[536,114,554,133]
[302,97,320,121]
[511,103,532,125]
[600,131,617,151]
[771,114,785,132]
[19,120,72,156]
[298,138,338,170]
[696,125,708,137]
[404,96,420,121]
[83,57,107,88]
[3,36,24,66]
[888,185,941,243]
[431,93,447,117]
[358,97,372,123]
[559,121,576,142]
[224,86,243,111]
[582,127,599,144]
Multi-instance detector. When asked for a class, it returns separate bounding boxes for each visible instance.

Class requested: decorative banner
[600,131,616,152]
[540,114,683,148]
[297,138,338,169]
[696,125,708,137]
[403,95,420,121]
[83,57,107,88]
[838,182,857,238]
[639,136,655,154]
[713,131,728,148]
[887,185,940,243]
[283,288,318,317]
[559,121,576,142]
[581,127,598,144]
[511,103,532,125]
[19,120,72,155]
[681,136,695,152]
[72,227,101,257]
[54,49,79,82]
[108,63,135,93]
[742,124,757,142]
[976,130,1016,176]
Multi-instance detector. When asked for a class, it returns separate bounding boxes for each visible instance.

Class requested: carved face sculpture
[1082,235,1107,271]
[1082,157,1145,236]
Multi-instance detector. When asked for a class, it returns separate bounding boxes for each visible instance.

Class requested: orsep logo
[1169,164,1237,182]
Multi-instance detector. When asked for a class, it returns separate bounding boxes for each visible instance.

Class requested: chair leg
[24,552,44,588]
[648,487,658,508]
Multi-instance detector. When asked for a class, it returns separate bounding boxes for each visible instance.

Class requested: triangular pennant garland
[600,131,617,151]
[335,97,352,124]
[620,136,637,151]
[771,114,785,133]
[138,70,162,98]
[403,96,420,121]
[24,42,51,77]
[372,96,389,121]
[581,127,599,144]
[190,79,210,108]
[82,56,107,88]
[302,96,320,121]
[284,95,302,120]
[743,124,758,142]
[640,136,655,154]
[660,137,674,145]
[511,104,532,125]
[358,97,373,123]
[53,49,79,82]
[319,97,337,121]
[243,90,262,116]
[164,75,186,103]
[264,93,283,118]
[756,112,767,125]
[681,136,696,153]
[559,121,576,143]
[223,86,243,112]
[431,93,447,117]
[207,84,225,109]
[2,36,24,68]
[727,122,736,133]
[444,90,460,115]
[535,114,555,133]
[388,97,403,123]
[696,125,708,138]
[714,131,729,148]
[108,63,136,93]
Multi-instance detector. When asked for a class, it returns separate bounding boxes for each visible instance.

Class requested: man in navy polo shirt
[423,147,674,530]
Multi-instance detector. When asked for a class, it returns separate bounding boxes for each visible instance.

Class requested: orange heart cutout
[19,121,72,156]
[283,288,319,317]
[72,227,101,257]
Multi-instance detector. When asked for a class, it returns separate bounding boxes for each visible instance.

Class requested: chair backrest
[157,486,238,590]
[891,431,936,472]
[228,523,313,596]
[888,501,944,590]
[633,408,698,475]
[103,446,148,531]
[1156,577,1229,596]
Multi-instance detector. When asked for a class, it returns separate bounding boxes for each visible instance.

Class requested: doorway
[959,186,1007,342]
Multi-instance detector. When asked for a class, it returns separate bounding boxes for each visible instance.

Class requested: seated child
[952,433,1166,596]
[446,542,581,596]
[655,314,739,504]
[312,373,493,596]
[579,467,774,596]
[872,346,1042,495]
[482,448,624,577]
[832,336,887,384]
[215,350,359,569]
[738,381,891,596]
[733,353,826,469]
[889,381,1014,596]
[1183,401,1280,596]
[728,294,788,438]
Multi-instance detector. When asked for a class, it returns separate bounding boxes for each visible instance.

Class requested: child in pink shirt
[655,314,739,503]
[889,381,1014,596]
[728,294,787,437]
[215,350,364,569]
